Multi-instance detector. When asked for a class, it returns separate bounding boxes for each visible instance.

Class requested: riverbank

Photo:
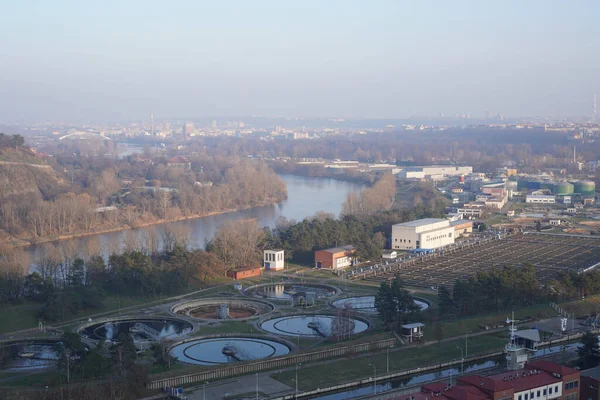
[6,198,285,250]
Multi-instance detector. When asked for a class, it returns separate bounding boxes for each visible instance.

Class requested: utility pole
[387,346,390,374]
[456,346,464,375]
[295,363,302,398]
[256,372,259,400]
[369,363,376,394]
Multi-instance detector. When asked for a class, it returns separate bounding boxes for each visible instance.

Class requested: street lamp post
[256,373,259,400]
[295,362,302,399]
[369,363,377,394]
[456,346,464,375]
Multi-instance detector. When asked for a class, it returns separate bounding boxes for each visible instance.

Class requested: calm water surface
[26,175,363,265]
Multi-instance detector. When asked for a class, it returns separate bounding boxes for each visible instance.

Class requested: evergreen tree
[578,331,600,370]
[375,274,420,332]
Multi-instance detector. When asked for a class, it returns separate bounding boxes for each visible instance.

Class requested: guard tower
[505,312,540,370]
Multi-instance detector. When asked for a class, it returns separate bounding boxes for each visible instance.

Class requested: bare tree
[211,219,265,267]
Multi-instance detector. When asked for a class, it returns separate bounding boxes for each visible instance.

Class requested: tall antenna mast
[150,113,155,136]
[594,94,597,122]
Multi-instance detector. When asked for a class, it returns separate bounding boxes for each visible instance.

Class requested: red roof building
[391,361,580,400]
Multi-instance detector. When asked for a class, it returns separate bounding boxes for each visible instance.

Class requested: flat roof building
[264,249,285,271]
[226,266,262,280]
[526,195,556,204]
[399,166,473,180]
[314,245,356,269]
[392,218,455,251]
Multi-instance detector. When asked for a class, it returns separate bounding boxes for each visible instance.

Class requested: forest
[0,242,227,322]
[0,134,287,243]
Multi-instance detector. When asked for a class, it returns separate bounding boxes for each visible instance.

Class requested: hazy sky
[1,1,599,122]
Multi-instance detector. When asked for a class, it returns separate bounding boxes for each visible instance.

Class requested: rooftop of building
[514,329,541,342]
[488,369,560,392]
[450,220,473,227]
[394,218,448,228]
[581,366,600,381]
[402,322,425,329]
[317,245,355,254]
[526,360,579,377]
[230,265,262,272]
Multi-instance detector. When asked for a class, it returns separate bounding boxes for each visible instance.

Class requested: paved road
[184,372,292,400]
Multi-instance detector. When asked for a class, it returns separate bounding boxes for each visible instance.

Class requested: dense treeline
[0,244,226,322]
[438,266,600,319]
[165,127,593,174]
[0,133,25,149]
[342,172,396,218]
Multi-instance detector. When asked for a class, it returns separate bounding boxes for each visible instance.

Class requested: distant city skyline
[1,0,599,122]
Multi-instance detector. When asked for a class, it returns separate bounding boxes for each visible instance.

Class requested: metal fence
[147,337,397,390]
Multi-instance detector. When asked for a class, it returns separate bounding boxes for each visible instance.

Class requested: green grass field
[271,333,507,390]
[425,304,555,340]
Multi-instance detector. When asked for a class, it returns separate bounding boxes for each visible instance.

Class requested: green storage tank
[517,179,529,190]
[574,180,596,195]
[554,181,574,195]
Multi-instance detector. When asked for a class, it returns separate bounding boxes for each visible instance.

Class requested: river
[26,175,364,264]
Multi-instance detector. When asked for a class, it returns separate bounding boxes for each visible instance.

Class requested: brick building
[314,245,356,269]
[226,266,262,280]
[397,361,580,400]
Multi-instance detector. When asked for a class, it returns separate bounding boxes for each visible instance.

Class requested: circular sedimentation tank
[79,317,193,342]
[331,296,430,314]
[244,283,338,302]
[574,180,596,196]
[554,181,574,195]
[260,314,369,337]
[171,298,274,320]
[0,340,61,372]
[169,337,291,365]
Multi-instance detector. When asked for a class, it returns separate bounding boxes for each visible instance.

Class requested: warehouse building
[526,195,556,204]
[398,166,473,180]
[392,218,454,251]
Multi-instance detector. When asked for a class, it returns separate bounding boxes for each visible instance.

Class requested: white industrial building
[392,218,455,251]
[263,249,285,271]
[398,166,473,180]
[525,195,556,204]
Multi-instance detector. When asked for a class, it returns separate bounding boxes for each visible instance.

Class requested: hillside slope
[0,148,66,199]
